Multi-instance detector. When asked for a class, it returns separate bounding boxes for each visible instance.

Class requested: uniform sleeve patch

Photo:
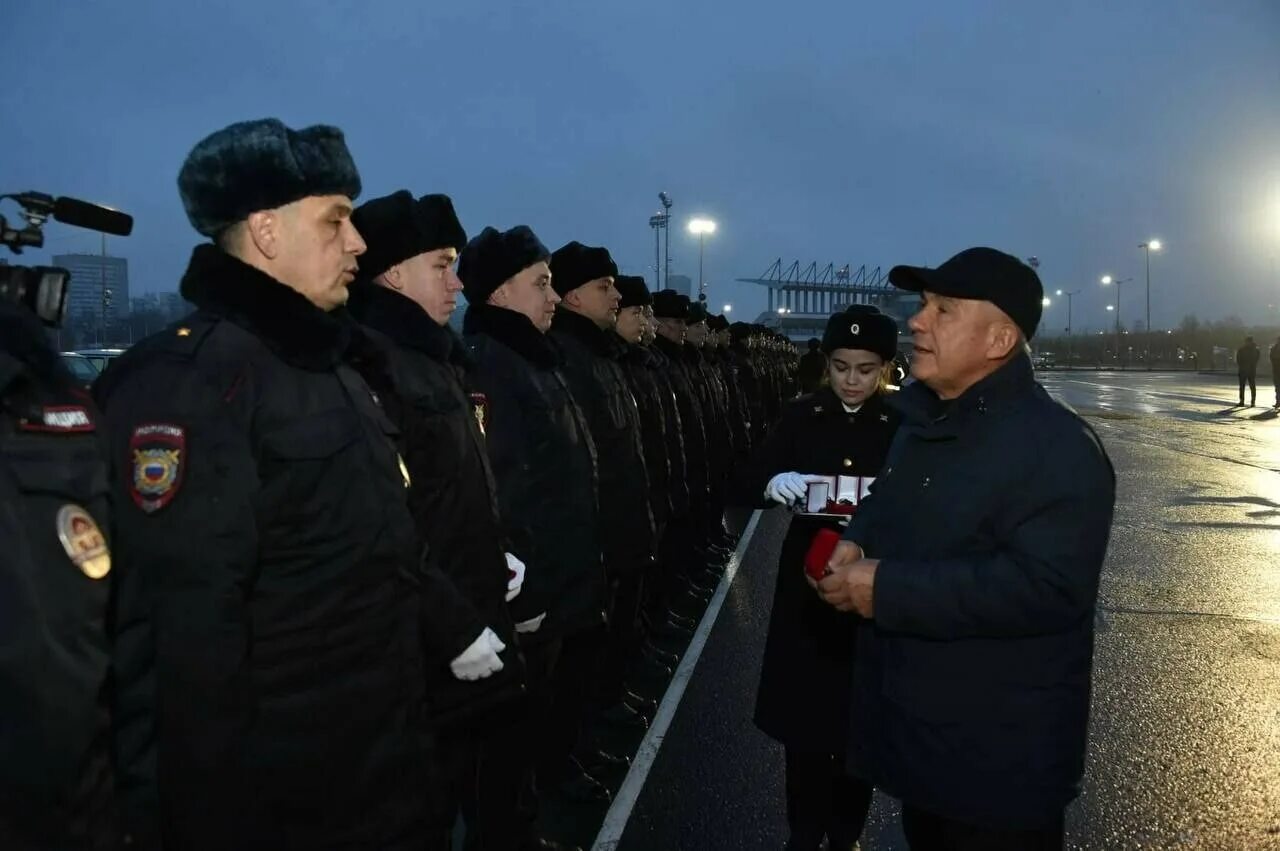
[18,405,95,433]
[129,423,186,514]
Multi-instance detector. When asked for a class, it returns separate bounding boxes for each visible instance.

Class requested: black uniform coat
[843,354,1115,829]
[0,303,115,849]
[96,246,430,849]
[549,310,655,574]
[730,387,899,752]
[646,342,691,519]
[652,335,708,509]
[618,343,673,530]
[463,304,605,641]
[347,283,525,724]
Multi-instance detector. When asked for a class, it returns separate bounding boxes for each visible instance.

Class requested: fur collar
[549,308,623,359]
[179,244,353,370]
[346,281,463,365]
[462,303,560,368]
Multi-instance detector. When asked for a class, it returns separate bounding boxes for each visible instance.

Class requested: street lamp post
[1101,275,1133,368]
[648,213,667,290]
[658,192,673,288]
[1039,296,1051,342]
[1140,239,1161,367]
[1056,288,1080,369]
[687,217,717,300]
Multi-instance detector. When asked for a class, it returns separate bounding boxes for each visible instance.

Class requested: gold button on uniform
[842,458,853,468]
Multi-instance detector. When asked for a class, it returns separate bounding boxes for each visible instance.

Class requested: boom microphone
[53,195,134,236]
[7,191,134,236]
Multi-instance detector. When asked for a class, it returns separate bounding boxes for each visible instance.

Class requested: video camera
[0,191,133,327]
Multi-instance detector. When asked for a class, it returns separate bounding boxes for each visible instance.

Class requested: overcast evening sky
[3,1,1279,332]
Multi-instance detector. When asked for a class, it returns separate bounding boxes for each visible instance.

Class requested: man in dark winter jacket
[548,246,657,749]
[1271,336,1280,408]
[95,119,433,849]
[1237,335,1260,407]
[460,225,608,838]
[798,338,826,394]
[348,190,529,849]
[1,294,117,850]
[819,247,1115,849]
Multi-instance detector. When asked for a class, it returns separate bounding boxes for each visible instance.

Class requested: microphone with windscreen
[6,191,134,238]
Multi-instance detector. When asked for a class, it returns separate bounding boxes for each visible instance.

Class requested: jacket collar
[550,308,621,358]
[179,244,354,370]
[462,303,561,368]
[811,386,890,420]
[892,353,1035,436]
[346,281,464,365]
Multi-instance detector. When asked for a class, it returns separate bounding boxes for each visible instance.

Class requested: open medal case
[801,475,875,519]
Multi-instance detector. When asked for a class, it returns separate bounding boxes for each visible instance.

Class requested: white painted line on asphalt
[591,510,763,851]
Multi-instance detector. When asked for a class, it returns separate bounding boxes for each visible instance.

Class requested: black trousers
[539,628,602,781]
[782,747,872,851]
[901,804,1064,851]
[599,568,646,708]
[1239,372,1256,404]
[449,637,561,851]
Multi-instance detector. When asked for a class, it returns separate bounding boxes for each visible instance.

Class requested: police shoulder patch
[18,405,95,433]
[129,423,186,514]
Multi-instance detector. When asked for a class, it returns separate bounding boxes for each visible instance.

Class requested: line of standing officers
[0,116,797,851]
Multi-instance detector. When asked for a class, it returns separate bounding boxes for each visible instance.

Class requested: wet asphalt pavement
[600,371,1280,851]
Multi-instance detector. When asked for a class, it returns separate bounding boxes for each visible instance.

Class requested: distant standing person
[1237,335,1259,407]
[797,338,826,395]
[1271,336,1280,408]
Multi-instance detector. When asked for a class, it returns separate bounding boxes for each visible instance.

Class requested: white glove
[514,612,547,634]
[449,627,506,681]
[764,472,822,505]
[504,552,526,602]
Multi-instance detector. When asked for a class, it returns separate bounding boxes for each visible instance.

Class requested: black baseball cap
[889,247,1044,340]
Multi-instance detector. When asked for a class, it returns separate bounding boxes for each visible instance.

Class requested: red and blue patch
[129,423,186,514]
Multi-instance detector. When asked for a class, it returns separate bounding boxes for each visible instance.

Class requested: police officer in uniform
[1,294,116,849]
[96,119,432,849]
[347,190,529,850]
[732,306,901,851]
[460,225,605,848]
[650,291,716,619]
[547,244,657,741]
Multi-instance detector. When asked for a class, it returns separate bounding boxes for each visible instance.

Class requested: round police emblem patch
[129,423,186,513]
[56,504,111,579]
[850,322,861,335]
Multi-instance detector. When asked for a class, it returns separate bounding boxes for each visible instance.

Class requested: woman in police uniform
[731,305,900,851]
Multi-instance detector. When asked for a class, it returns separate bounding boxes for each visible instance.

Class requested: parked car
[74,347,127,374]
[59,352,101,389]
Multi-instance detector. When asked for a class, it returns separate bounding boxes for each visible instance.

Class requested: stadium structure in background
[739,259,914,352]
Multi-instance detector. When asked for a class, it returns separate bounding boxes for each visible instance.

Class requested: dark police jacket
[646,342,691,518]
[96,246,430,849]
[653,335,709,506]
[0,303,115,849]
[732,387,898,752]
[843,354,1115,829]
[347,283,525,726]
[549,310,655,575]
[618,342,674,529]
[463,304,605,641]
